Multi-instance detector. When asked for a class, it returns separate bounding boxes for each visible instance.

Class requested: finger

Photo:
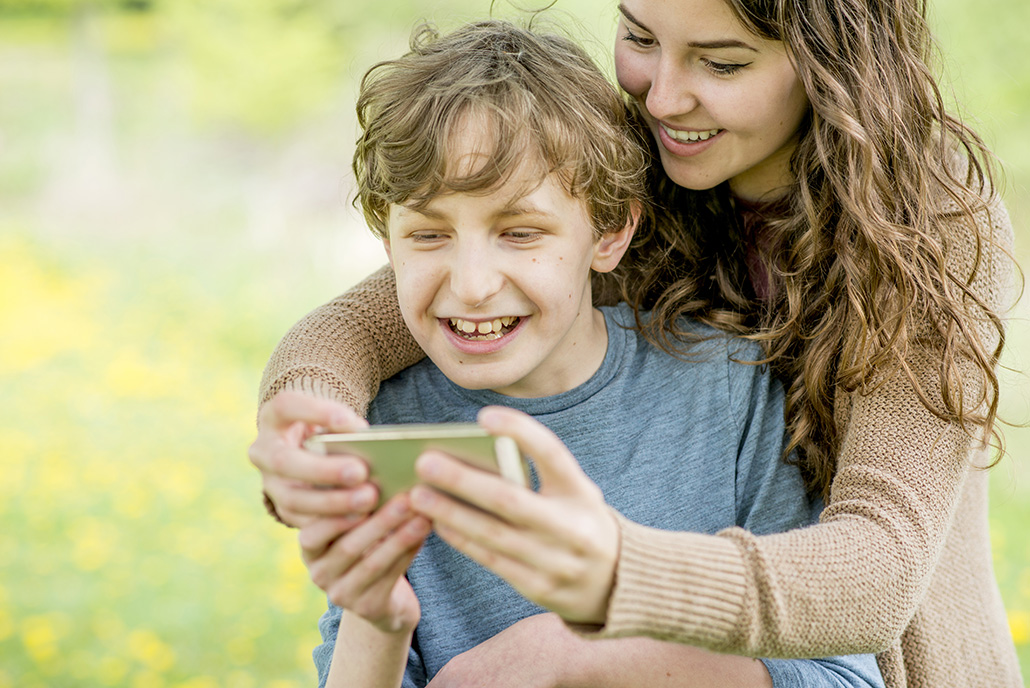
[413,451,548,530]
[264,475,378,518]
[259,391,369,433]
[412,485,567,569]
[330,534,423,624]
[251,439,371,489]
[298,515,366,562]
[310,495,417,586]
[477,406,595,495]
[433,517,542,580]
[433,514,615,625]
[350,516,431,592]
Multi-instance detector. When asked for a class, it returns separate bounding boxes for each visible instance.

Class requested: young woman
[248,0,1022,685]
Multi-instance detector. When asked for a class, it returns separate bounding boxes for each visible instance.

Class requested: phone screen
[305,423,526,504]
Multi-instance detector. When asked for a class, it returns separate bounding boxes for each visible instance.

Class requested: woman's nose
[645,57,699,122]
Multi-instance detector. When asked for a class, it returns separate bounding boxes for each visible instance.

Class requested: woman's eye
[703,59,750,75]
[621,28,656,48]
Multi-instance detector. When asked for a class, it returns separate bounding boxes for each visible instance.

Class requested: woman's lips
[656,123,724,157]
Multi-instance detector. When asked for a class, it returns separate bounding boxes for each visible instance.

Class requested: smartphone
[304,423,528,505]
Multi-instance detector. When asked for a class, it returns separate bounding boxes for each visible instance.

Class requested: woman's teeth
[449,317,518,340]
[662,126,721,142]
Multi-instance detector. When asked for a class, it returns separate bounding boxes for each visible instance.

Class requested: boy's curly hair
[352,19,650,243]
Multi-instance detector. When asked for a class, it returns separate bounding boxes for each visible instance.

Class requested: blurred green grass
[0,1,1027,685]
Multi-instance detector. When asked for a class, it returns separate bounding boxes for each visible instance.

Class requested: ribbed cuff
[260,367,369,417]
[589,511,748,649]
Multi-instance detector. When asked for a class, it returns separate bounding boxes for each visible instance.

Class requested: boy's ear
[381,236,394,267]
[591,202,640,274]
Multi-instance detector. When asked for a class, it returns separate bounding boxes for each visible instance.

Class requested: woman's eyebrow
[618,4,649,32]
[618,3,758,52]
[690,39,757,51]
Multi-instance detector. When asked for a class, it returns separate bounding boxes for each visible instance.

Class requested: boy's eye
[502,229,542,243]
[409,230,448,243]
[621,27,656,49]
[702,59,750,76]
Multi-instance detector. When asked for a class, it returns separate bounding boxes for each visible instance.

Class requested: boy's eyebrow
[497,199,556,219]
[617,3,758,52]
[398,199,559,221]
[396,204,448,220]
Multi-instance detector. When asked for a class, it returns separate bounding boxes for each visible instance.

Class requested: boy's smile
[383,136,633,398]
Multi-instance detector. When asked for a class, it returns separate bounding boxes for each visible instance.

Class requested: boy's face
[383,141,633,398]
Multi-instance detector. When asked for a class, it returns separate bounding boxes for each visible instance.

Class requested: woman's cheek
[614,49,649,100]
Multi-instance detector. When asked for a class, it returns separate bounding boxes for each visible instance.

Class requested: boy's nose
[448,247,505,308]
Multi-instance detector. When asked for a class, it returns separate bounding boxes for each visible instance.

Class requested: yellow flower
[132,671,166,688]
[97,656,130,686]
[1009,610,1029,646]
[0,608,12,642]
[225,671,256,688]
[128,628,176,672]
[0,239,106,374]
[172,677,219,688]
[71,517,120,572]
[21,613,69,664]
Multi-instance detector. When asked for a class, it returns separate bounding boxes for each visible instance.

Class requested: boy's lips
[448,316,520,339]
[439,316,525,354]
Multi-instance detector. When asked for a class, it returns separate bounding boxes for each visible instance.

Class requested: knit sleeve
[594,196,1017,658]
[258,265,425,416]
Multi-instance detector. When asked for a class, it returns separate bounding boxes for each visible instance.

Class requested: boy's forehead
[443,110,544,180]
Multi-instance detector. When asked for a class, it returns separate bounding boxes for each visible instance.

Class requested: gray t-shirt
[313,304,884,688]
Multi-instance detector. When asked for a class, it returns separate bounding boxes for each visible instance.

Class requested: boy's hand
[300,494,430,634]
[410,406,619,626]
[249,391,378,527]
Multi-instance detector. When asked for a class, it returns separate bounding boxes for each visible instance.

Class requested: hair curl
[622,0,1015,497]
[352,19,650,247]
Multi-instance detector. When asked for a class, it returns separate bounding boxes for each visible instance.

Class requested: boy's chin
[430,359,528,396]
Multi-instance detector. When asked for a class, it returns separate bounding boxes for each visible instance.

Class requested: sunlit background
[1,0,1027,685]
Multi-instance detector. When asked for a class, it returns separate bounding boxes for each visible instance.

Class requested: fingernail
[417,454,441,479]
[405,517,431,537]
[340,463,361,484]
[410,486,435,509]
[352,487,376,510]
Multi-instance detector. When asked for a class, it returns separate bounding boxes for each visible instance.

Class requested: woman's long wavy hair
[621,0,1015,497]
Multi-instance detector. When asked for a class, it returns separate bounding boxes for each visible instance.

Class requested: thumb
[477,406,597,498]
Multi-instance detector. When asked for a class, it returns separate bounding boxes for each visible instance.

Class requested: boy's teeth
[449,317,519,337]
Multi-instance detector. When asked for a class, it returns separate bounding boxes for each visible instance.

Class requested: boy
[306,19,884,688]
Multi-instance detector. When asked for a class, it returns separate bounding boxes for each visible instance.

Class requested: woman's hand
[300,494,431,634]
[248,391,378,527]
[410,406,619,625]
[427,613,579,688]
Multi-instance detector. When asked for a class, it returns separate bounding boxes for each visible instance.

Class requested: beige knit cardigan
[259,196,1023,688]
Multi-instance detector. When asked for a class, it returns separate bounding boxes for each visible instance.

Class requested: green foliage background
[0,1,1027,685]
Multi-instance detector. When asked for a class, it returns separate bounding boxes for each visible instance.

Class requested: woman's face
[614,0,809,201]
